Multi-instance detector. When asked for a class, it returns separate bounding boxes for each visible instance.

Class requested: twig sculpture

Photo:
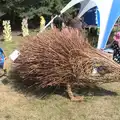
[14,28,120,101]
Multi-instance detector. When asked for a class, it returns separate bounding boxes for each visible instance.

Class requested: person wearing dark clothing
[106,32,120,64]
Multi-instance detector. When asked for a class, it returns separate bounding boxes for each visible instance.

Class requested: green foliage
[0,0,77,19]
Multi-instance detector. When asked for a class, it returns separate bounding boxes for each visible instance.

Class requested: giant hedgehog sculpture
[14,28,120,101]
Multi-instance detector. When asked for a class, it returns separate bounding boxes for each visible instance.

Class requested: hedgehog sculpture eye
[92,63,110,76]
[97,66,106,73]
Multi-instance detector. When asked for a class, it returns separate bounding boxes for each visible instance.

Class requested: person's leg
[3,60,7,75]
[0,64,5,77]
[0,65,3,69]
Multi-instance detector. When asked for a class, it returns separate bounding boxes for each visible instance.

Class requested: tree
[0,0,78,19]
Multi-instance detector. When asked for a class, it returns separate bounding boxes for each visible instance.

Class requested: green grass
[2,41,18,56]
[0,37,22,56]
[0,31,120,120]
[1,83,120,120]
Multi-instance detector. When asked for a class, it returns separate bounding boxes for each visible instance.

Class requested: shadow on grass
[0,39,4,42]
[8,70,118,100]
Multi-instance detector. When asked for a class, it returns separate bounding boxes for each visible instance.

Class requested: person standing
[106,32,120,64]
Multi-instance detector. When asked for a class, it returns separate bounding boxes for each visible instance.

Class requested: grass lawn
[0,31,120,120]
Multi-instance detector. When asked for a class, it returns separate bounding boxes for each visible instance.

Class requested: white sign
[9,50,20,61]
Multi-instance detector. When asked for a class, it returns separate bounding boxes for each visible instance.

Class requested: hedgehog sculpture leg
[67,83,84,101]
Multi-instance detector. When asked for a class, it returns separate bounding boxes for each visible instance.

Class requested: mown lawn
[0,31,120,120]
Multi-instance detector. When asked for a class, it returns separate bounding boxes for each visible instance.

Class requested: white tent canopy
[43,0,120,49]
[77,0,96,18]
